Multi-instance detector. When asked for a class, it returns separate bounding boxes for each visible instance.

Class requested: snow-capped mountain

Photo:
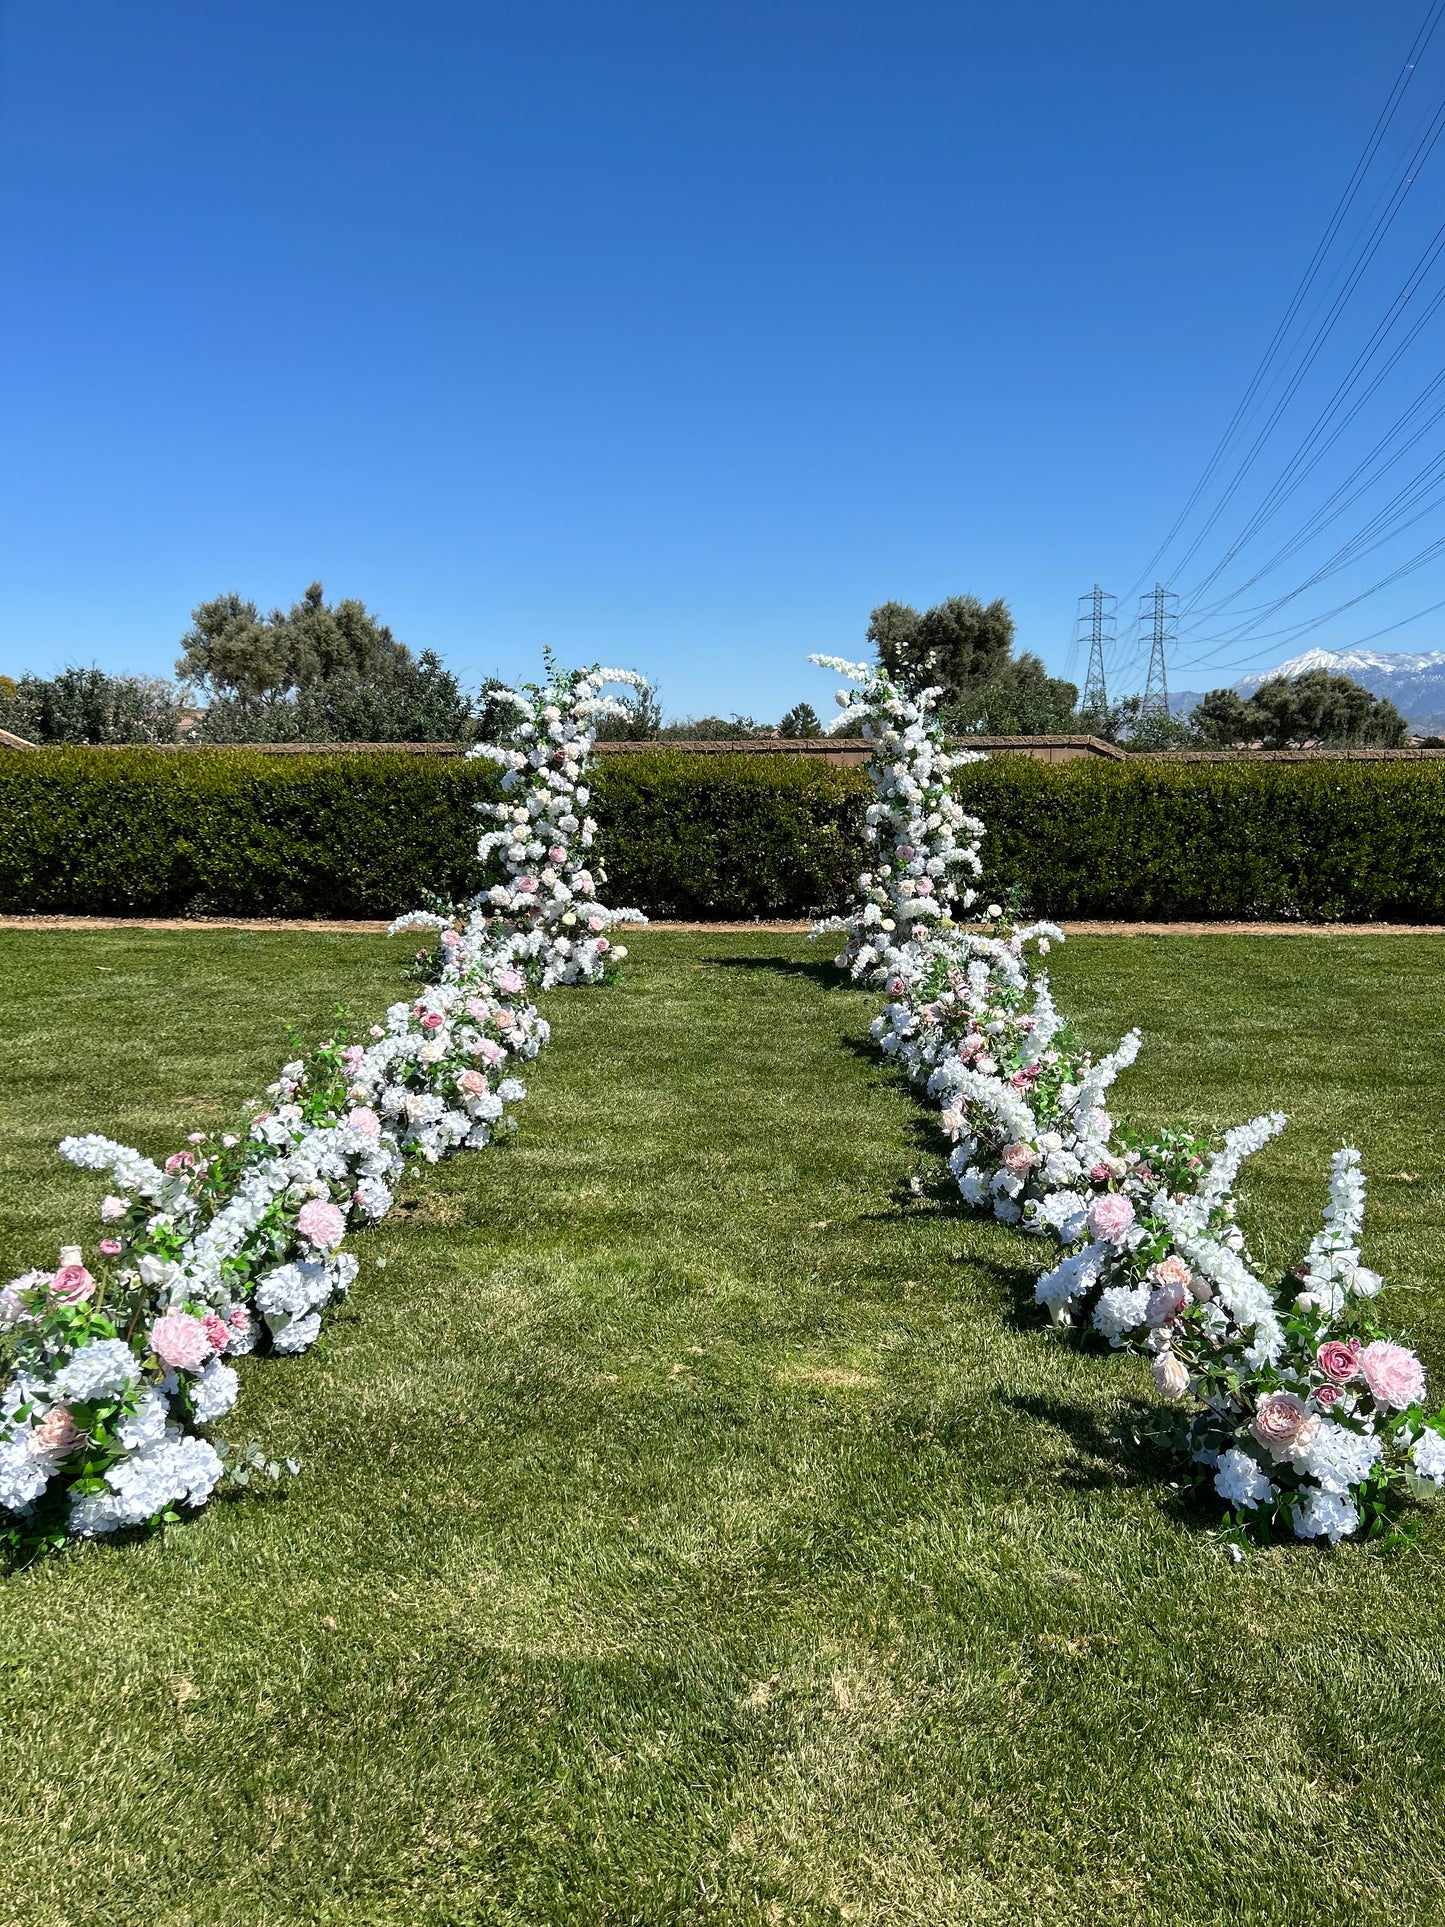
[1170,648,1445,734]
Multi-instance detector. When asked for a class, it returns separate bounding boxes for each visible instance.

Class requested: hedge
[0,747,1441,921]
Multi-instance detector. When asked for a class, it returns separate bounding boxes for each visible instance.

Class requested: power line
[1121,0,1445,604]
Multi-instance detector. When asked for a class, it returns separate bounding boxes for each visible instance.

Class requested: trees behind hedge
[867,595,1080,734]
[178,582,474,742]
[1192,669,1409,749]
[0,666,184,744]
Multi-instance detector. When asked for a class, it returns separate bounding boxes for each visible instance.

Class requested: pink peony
[497,969,525,995]
[1251,1391,1317,1463]
[1087,1193,1136,1245]
[456,1069,489,1097]
[49,1264,96,1306]
[1001,1142,1037,1174]
[99,1195,128,1222]
[150,1310,212,1372]
[296,1199,346,1251]
[33,1405,84,1458]
[471,1038,504,1066]
[345,1106,381,1138]
[588,915,606,932]
[202,1311,230,1355]
[439,929,460,948]
[465,996,490,1021]
[1358,1341,1426,1411]
[1316,1339,1361,1384]
[517,876,537,894]
[98,1238,123,1258]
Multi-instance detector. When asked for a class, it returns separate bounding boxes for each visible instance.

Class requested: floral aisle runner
[0,663,646,1550]
[810,654,1445,1544]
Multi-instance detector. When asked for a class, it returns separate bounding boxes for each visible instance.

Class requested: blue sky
[2,1,1439,718]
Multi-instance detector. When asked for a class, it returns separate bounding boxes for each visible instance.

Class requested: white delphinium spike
[1199,1111,1288,1210]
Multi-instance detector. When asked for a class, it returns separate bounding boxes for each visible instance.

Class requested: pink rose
[202,1311,230,1354]
[345,1106,381,1138]
[1149,1255,1192,1291]
[1152,1353,1190,1399]
[549,845,567,863]
[1314,1383,1342,1408]
[595,938,610,954]
[186,1131,207,1145]
[164,1151,196,1175]
[33,1405,84,1457]
[1316,1339,1361,1385]
[457,1069,489,1096]
[1089,1161,1112,1183]
[98,1238,123,1258]
[150,1310,212,1372]
[1001,1142,1036,1174]
[420,1012,445,1031]
[296,1199,346,1251]
[588,916,606,932]
[1145,1283,1186,1327]
[517,876,537,894]
[1251,1391,1317,1463]
[49,1264,96,1306]
[914,876,935,896]
[1087,1193,1136,1245]
[440,929,460,948]
[1358,1341,1426,1411]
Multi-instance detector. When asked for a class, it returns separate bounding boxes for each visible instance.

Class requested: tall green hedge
[0,747,1441,920]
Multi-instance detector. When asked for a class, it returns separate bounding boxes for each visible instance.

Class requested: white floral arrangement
[815,655,1445,1545]
[0,661,645,1550]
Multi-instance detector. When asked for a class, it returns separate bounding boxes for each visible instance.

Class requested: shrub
[0,748,1440,921]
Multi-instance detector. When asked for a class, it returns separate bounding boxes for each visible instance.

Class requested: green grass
[0,928,1442,1927]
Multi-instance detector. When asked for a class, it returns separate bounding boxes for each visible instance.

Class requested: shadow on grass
[711,954,849,992]
[1004,1390,1217,1520]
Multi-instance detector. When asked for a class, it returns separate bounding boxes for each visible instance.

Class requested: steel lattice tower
[1077,585,1115,724]
[1138,583,1178,721]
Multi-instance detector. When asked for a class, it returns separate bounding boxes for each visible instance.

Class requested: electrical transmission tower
[1076,585,1115,726]
[1138,583,1178,722]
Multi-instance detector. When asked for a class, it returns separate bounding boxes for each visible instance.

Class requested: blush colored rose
[457,1069,489,1096]
[1358,1341,1426,1410]
[1152,1353,1190,1399]
[150,1310,212,1372]
[50,1263,96,1306]
[1145,1283,1186,1327]
[1087,1193,1136,1245]
[1001,1142,1037,1174]
[98,1238,123,1258]
[296,1199,346,1251]
[33,1405,84,1457]
[345,1106,381,1138]
[495,1010,514,1030]
[1149,1255,1192,1291]
[1316,1339,1361,1384]
[1250,1391,1317,1463]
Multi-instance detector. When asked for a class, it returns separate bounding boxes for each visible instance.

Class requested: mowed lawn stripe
[0,930,1441,1926]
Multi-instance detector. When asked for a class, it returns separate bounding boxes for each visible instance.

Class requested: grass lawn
[0,927,1443,1926]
